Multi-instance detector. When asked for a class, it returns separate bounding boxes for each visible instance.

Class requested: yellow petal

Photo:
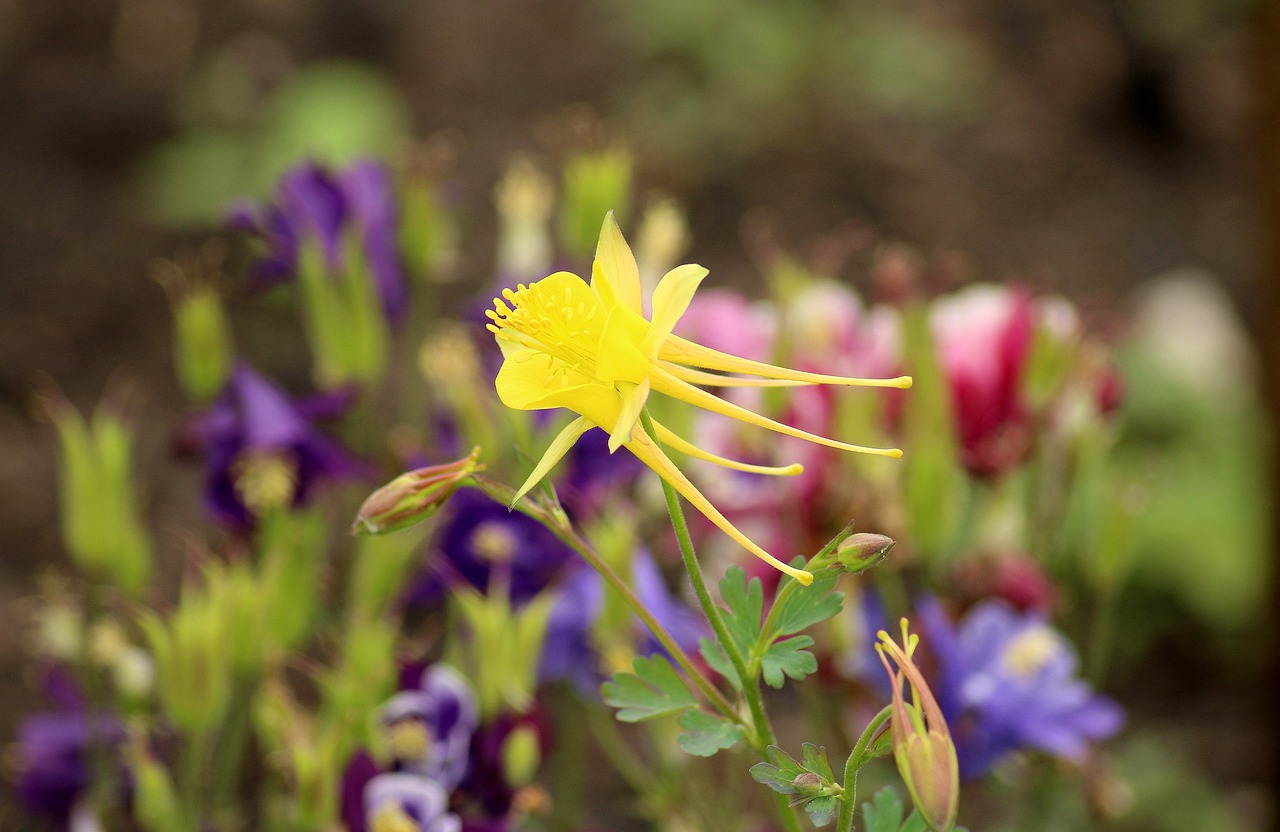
[595,304,651,386]
[664,363,809,389]
[608,379,651,453]
[509,416,594,506]
[642,263,707,356]
[592,211,642,314]
[651,418,804,476]
[651,366,903,458]
[624,427,813,585]
[660,333,913,389]
[495,351,622,431]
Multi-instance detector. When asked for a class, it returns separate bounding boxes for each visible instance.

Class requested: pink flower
[930,285,1034,477]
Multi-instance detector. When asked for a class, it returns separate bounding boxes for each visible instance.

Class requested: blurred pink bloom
[931,284,1034,477]
[675,289,776,364]
[784,280,901,379]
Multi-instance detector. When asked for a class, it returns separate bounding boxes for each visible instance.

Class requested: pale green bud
[154,246,233,403]
[559,149,632,257]
[501,723,542,788]
[129,744,181,832]
[836,533,895,574]
[353,449,482,535]
[139,576,233,733]
[495,156,555,280]
[297,237,390,389]
[44,394,151,594]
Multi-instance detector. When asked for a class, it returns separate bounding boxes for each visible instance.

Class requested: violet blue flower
[917,597,1124,778]
[408,489,575,607]
[539,550,707,691]
[193,363,362,527]
[364,773,461,832]
[15,710,126,824]
[380,665,479,791]
[228,159,408,320]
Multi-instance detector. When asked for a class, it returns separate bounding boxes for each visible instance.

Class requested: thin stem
[639,411,802,832]
[471,477,738,723]
[835,706,893,832]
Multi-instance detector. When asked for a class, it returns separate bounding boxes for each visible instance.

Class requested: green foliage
[751,744,843,827]
[761,636,818,689]
[676,710,745,757]
[718,564,764,655]
[601,655,696,722]
[770,569,844,637]
[138,61,409,225]
[862,787,928,832]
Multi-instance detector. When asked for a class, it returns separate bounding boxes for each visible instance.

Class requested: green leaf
[862,788,930,832]
[800,743,835,781]
[600,655,696,722]
[804,795,840,828]
[750,746,807,794]
[770,570,843,637]
[698,637,741,690]
[761,636,818,688]
[718,565,763,656]
[862,787,906,832]
[676,710,744,757]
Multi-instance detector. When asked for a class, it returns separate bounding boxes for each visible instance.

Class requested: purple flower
[408,489,575,607]
[380,665,479,791]
[364,773,461,832]
[917,598,1124,778]
[192,363,362,527]
[539,550,707,691]
[228,159,407,320]
[15,711,126,824]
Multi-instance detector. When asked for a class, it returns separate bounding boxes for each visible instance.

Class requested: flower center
[386,718,432,762]
[369,803,420,832]
[232,451,297,513]
[1000,625,1060,678]
[471,521,518,562]
[486,279,606,374]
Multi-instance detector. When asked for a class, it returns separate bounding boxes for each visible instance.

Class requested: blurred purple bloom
[408,489,575,607]
[16,711,126,824]
[364,773,461,832]
[918,598,1124,778]
[228,159,408,320]
[457,710,549,821]
[193,363,362,527]
[539,550,707,691]
[380,665,479,791]
[560,427,645,515]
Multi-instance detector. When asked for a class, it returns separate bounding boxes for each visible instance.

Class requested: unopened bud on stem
[837,533,895,574]
[353,448,483,535]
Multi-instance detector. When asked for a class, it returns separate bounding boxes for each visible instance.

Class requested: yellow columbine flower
[486,212,910,585]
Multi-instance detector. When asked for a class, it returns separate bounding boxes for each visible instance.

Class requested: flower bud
[353,448,482,535]
[495,156,555,281]
[129,744,180,832]
[44,393,151,594]
[558,148,633,258]
[501,723,543,788]
[154,246,234,404]
[836,533,895,574]
[877,620,959,832]
[790,771,825,798]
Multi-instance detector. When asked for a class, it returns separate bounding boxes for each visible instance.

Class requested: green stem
[470,477,738,723]
[639,411,802,832]
[835,706,894,832]
[757,524,853,656]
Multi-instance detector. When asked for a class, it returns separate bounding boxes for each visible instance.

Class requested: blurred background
[0,0,1272,827]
